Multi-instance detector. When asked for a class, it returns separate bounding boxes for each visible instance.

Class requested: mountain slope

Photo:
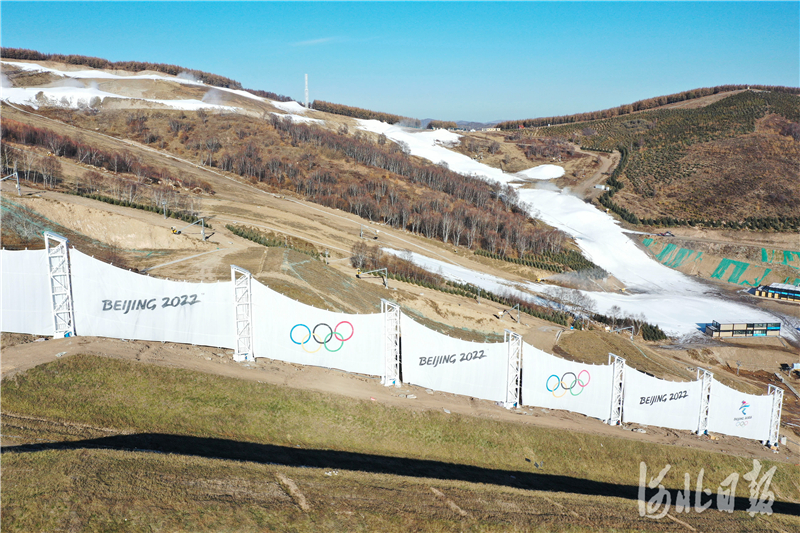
[518,90,800,226]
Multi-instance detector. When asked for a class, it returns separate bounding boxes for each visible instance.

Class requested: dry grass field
[3,354,799,532]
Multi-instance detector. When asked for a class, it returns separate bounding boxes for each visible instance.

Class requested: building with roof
[755,282,800,303]
[705,320,781,338]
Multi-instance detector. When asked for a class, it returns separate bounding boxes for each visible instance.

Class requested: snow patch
[270,112,322,124]
[516,164,565,180]
[2,86,237,112]
[1,60,308,122]
[385,248,784,338]
[273,100,310,114]
[357,119,509,182]
[1,60,205,84]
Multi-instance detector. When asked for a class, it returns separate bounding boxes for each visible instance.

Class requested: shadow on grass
[4,433,798,516]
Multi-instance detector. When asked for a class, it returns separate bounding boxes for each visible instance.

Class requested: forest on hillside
[1,118,212,224]
[497,84,800,130]
[426,120,458,130]
[311,100,421,127]
[0,107,600,276]
[522,91,800,228]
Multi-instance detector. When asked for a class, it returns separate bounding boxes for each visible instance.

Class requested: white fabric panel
[400,313,507,402]
[251,281,384,376]
[71,250,234,347]
[708,379,772,441]
[521,342,613,421]
[623,368,702,431]
[0,249,54,336]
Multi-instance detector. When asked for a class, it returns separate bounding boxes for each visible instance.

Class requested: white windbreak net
[708,379,772,441]
[521,342,613,421]
[400,313,507,402]
[251,280,384,376]
[70,250,234,347]
[623,368,702,431]
[0,249,54,336]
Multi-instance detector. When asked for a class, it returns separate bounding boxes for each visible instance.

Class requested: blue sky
[2,2,798,122]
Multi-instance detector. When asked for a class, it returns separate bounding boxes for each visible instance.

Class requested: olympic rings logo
[290,321,354,353]
[546,370,590,397]
[735,420,750,427]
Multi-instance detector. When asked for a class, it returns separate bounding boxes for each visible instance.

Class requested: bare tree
[131,162,149,184]
[108,175,124,199]
[608,305,622,329]
[545,286,569,310]
[125,181,138,203]
[484,230,500,253]
[204,137,221,166]
[350,241,369,268]
[421,212,440,239]
[45,132,66,157]
[120,151,137,173]
[38,157,61,188]
[440,213,453,244]
[22,150,37,182]
[84,170,102,193]
[452,218,465,247]
[633,312,648,336]
[466,217,478,249]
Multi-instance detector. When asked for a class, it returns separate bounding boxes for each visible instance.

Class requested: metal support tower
[612,325,634,339]
[305,74,309,109]
[174,217,212,241]
[359,268,388,289]
[231,265,254,362]
[1,163,21,196]
[696,367,714,435]
[44,231,76,337]
[608,353,626,425]
[381,299,401,387]
[767,384,784,446]
[504,330,522,408]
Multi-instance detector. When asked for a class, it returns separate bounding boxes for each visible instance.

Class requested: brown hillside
[613,114,800,221]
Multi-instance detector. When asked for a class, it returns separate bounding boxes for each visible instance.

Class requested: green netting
[654,243,677,262]
[711,258,750,283]
[740,269,772,287]
[760,248,800,266]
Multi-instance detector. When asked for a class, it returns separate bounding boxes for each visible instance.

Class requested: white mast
[305,74,309,109]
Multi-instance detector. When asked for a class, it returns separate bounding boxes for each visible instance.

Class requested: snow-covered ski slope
[0,60,318,123]
[359,121,791,339]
